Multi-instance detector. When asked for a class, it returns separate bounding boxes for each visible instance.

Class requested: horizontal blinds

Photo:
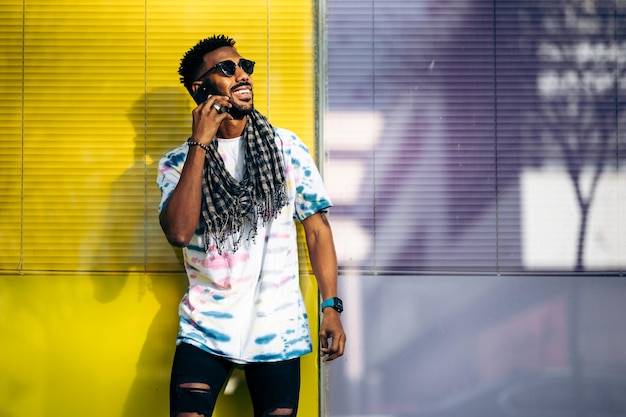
[21,0,146,272]
[0,1,23,270]
[268,0,316,147]
[2,0,316,274]
[326,0,625,274]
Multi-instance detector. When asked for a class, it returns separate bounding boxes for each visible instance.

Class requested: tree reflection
[528,0,626,272]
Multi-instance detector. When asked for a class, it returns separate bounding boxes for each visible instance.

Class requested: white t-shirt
[157,127,331,363]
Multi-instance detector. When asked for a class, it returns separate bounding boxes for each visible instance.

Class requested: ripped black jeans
[170,343,301,417]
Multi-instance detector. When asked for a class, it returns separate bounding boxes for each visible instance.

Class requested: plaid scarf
[199,109,288,253]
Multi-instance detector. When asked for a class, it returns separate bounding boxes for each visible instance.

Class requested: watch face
[334,298,343,313]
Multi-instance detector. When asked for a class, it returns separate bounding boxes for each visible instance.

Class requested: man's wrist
[321,296,343,313]
[187,139,211,153]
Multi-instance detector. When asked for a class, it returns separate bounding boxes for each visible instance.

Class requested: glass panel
[325,0,626,415]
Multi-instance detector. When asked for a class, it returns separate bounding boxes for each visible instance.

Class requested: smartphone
[193,79,216,105]
[193,79,230,114]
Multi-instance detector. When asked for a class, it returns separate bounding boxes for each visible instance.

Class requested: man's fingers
[320,332,346,362]
[320,333,328,349]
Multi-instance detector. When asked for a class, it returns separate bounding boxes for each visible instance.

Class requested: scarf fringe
[200,110,288,253]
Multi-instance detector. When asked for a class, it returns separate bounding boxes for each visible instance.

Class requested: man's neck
[217,116,247,139]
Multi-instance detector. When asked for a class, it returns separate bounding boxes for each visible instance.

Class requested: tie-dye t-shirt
[157,127,331,363]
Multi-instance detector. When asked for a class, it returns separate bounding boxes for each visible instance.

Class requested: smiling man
[157,35,346,417]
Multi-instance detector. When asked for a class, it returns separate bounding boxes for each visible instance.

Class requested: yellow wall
[0,1,319,416]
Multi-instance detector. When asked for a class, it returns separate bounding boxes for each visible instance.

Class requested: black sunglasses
[196,58,255,80]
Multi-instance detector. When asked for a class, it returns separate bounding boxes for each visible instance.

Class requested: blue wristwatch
[321,297,343,313]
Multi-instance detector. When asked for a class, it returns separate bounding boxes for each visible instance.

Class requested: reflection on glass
[325,0,626,416]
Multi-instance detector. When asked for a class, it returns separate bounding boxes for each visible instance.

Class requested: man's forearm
[303,213,339,300]
[159,146,207,246]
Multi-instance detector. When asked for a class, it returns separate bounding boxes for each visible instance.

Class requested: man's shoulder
[159,140,189,168]
[273,127,300,143]
[273,127,310,153]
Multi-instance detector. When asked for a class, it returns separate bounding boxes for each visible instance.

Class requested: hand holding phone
[193,80,229,114]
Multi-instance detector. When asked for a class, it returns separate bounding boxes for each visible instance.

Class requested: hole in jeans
[180,382,211,394]
[266,407,294,416]
[175,382,212,417]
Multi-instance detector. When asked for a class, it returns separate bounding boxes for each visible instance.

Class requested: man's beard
[228,100,254,120]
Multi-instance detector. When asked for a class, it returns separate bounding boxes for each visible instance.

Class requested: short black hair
[178,34,236,92]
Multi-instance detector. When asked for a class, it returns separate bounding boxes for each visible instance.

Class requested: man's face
[193,46,254,117]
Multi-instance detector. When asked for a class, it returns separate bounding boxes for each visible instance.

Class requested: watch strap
[321,297,343,313]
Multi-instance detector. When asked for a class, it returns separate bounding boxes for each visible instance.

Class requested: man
[157,34,346,417]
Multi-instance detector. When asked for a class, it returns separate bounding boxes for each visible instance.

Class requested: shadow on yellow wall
[89,86,257,417]
[0,2,319,414]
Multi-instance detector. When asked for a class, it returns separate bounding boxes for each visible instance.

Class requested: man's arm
[159,145,207,247]
[159,96,231,247]
[302,211,346,361]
